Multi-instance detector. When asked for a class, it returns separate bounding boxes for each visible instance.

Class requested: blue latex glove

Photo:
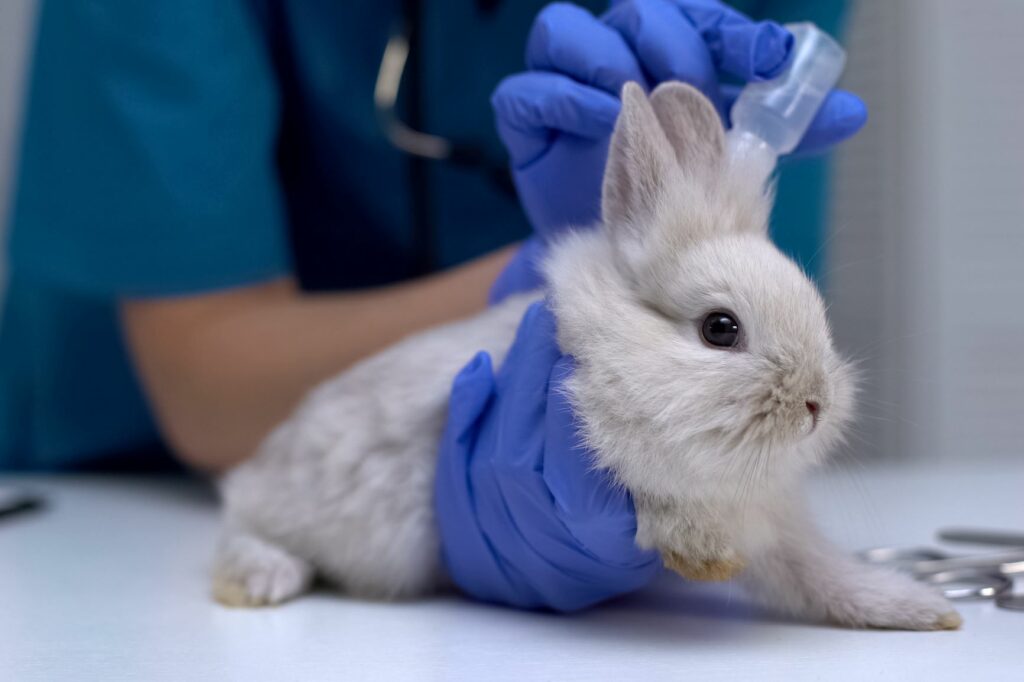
[492,0,869,237]
[436,302,661,611]
[489,236,546,304]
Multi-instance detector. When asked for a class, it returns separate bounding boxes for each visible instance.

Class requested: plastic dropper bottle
[726,23,847,181]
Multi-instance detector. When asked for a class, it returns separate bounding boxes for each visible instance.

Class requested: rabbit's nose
[805,401,820,430]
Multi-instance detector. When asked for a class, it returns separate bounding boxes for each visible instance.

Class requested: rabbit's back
[219,292,538,597]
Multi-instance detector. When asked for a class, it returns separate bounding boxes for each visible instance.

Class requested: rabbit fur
[213,81,960,630]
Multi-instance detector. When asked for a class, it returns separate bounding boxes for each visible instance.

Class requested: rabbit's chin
[632,467,783,583]
[629,432,845,582]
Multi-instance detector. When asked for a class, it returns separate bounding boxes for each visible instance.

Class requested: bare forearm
[121,246,515,472]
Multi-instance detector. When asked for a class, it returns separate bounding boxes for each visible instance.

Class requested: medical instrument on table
[920,570,1012,600]
[860,528,1024,611]
[939,528,1024,547]
[997,593,1024,611]
[727,22,846,180]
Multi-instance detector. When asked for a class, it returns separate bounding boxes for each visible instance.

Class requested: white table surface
[1,462,1021,682]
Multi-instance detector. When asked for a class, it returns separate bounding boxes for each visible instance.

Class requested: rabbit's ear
[649,82,725,176]
[601,82,678,229]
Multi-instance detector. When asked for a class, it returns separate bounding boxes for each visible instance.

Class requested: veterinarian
[1,1,864,608]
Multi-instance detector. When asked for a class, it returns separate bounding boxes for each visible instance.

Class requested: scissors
[860,528,1024,612]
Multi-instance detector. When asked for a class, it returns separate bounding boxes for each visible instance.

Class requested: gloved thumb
[445,352,496,439]
[542,357,658,568]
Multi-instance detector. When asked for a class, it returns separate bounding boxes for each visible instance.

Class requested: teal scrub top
[0,0,846,470]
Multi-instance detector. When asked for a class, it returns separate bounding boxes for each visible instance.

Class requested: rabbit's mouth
[805,400,821,433]
[740,395,827,445]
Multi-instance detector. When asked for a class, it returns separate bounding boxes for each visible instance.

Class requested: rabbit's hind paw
[212,532,314,608]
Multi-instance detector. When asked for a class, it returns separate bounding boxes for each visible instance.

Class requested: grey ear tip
[651,81,698,97]
[650,81,710,107]
[620,80,646,100]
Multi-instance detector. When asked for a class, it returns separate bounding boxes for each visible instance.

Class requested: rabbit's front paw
[825,567,961,631]
[212,532,314,608]
[636,496,747,582]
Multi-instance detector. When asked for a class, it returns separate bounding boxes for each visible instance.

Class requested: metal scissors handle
[860,528,1024,609]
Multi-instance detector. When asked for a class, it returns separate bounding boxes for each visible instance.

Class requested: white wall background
[0,0,38,297]
[829,0,1024,463]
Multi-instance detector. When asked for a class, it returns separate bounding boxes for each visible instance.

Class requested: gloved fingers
[465,350,648,611]
[465,442,551,607]
[491,301,564,470]
[719,85,868,156]
[488,237,547,305]
[541,357,625,518]
[493,466,661,611]
[435,352,523,605]
[526,2,648,96]
[642,0,793,81]
[542,357,658,566]
[791,89,868,156]
[483,462,597,611]
[444,348,574,609]
[444,351,497,437]
[602,0,721,107]
[492,72,621,169]
[495,301,563,397]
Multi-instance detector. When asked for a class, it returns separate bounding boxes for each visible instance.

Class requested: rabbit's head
[544,82,855,577]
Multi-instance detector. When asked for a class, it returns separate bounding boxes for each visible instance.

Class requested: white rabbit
[213,81,960,630]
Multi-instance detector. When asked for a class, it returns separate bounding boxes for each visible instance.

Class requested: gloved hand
[489,236,545,304]
[492,0,869,237]
[435,301,661,611]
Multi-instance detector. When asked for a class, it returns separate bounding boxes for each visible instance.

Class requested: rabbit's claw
[663,550,746,582]
[212,531,314,607]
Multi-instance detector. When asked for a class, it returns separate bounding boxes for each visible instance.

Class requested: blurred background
[1,0,1021,465]
[828,0,1024,465]
[0,0,35,295]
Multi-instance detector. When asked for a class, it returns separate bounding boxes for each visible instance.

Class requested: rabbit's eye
[701,312,740,348]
